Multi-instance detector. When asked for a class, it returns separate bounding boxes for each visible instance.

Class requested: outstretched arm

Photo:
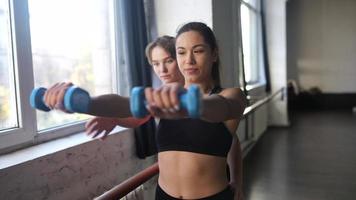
[42,82,132,118]
[86,115,151,140]
[112,115,151,128]
[201,87,247,123]
[88,94,131,118]
[144,84,247,122]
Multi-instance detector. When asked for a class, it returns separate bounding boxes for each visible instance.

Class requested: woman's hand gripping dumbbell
[30,82,202,118]
[30,83,91,114]
[130,84,201,118]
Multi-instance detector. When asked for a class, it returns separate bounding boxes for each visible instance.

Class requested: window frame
[0,0,37,151]
[0,0,125,153]
[240,0,266,86]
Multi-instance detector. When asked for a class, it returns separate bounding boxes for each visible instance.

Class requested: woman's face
[175,31,217,84]
[151,46,183,84]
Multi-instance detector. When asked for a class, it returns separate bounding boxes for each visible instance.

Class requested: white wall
[287,0,356,93]
[265,0,289,126]
[153,0,212,37]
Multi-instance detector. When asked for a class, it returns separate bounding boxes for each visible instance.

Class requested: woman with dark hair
[86,31,244,200]
[144,22,247,200]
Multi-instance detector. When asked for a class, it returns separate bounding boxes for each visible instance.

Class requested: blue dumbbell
[30,86,91,113]
[30,87,51,112]
[130,85,201,118]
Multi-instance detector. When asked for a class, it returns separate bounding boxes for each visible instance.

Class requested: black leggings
[155,184,234,200]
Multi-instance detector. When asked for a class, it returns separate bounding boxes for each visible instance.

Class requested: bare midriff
[158,151,229,199]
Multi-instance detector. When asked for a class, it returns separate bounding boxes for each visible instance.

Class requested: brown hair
[145,35,176,65]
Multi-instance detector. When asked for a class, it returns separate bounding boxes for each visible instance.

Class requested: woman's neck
[185,79,215,95]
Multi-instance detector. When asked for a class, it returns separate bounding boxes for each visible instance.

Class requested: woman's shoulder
[218,87,247,107]
[219,87,244,97]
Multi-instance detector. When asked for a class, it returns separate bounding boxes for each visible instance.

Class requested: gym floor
[243,109,356,200]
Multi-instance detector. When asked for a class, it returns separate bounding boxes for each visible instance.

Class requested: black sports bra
[156,86,233,157]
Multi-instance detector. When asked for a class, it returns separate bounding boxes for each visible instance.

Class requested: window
[0,0,127,152]
[29,0,116,130]
[240,0,265,85]
[0,0,18,132]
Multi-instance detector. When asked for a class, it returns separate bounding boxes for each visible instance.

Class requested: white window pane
[0,0,18,131]
[241,4,251,82]
[28,0,116,131]
[241,4,260,84]
[257,16,266,84]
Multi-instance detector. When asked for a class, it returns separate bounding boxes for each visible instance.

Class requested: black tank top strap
[209,85,223,95]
